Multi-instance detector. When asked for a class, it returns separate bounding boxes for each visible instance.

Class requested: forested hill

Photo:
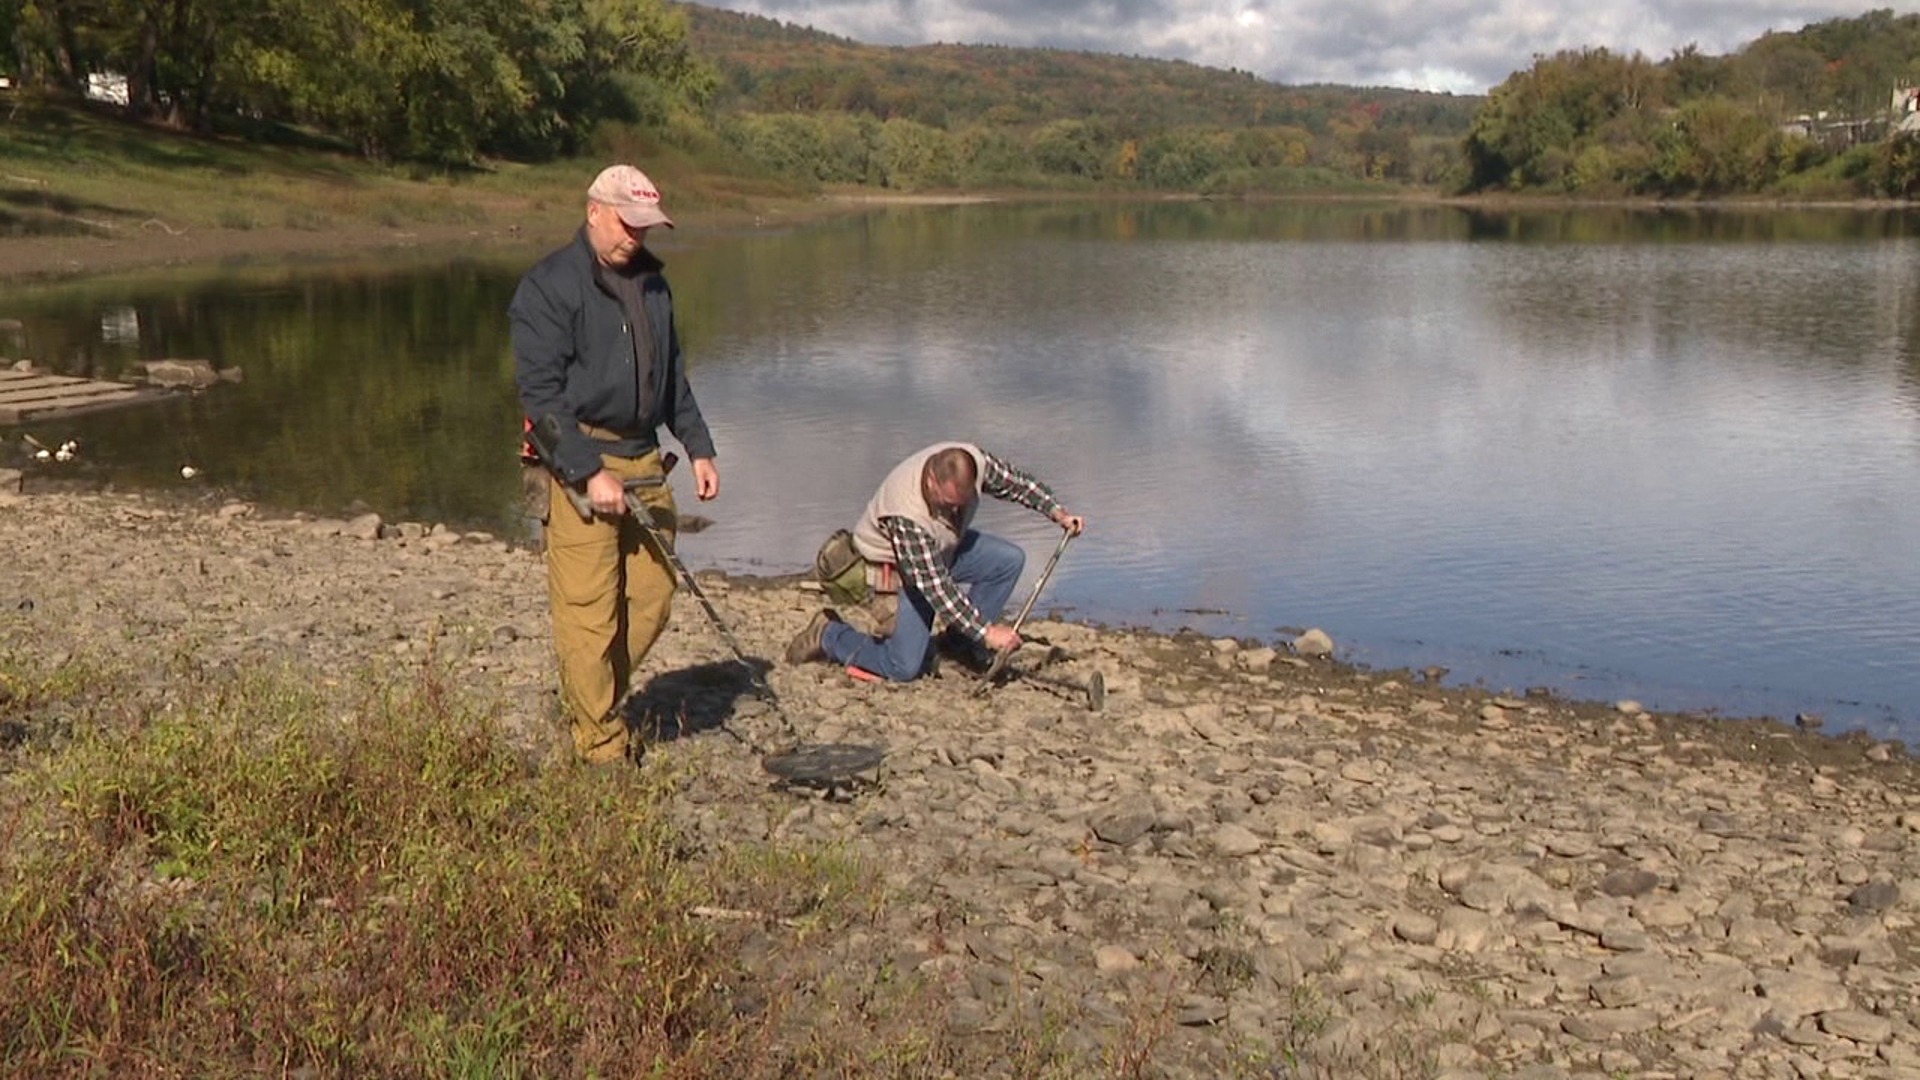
[676,4,1480,139]
[1461,7,1920,198]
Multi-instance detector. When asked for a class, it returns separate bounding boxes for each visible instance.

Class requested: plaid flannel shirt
[878,449,1065,642]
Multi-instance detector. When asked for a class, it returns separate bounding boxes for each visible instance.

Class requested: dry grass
[0,649,858,1075]
[0,643,1208,1078]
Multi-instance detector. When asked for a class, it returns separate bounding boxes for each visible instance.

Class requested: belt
[578,422,658,453]
[579,422,631,442]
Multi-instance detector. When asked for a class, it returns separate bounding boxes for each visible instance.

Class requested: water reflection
[4,258,531,522]
[5,202,1919,741]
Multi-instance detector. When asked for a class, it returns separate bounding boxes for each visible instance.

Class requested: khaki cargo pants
[535,449,678,763]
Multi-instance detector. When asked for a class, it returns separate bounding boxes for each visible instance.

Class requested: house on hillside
[1781,85,1920,144]
[85,72,128,106]
[1781,110,1881,148]
[1896,84,1920,135]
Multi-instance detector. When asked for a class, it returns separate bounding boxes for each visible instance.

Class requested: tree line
[683,4,1475,192]
[5,0,1918,198]
[1463,9,1920,198]
[3,0,714,161]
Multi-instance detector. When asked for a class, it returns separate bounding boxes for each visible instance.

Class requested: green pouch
[814,528,871,607]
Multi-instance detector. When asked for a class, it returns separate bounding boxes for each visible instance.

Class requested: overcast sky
[699,0,1920,95]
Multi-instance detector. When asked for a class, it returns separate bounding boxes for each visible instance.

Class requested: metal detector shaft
[620,485,750,669]
[973,527,1074,693]
[619,479,793,742]
[1007,665,1105,711]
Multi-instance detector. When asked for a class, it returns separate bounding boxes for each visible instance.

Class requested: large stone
[1091,809,1155,847]
[1598,869,1661,898]
[1209,823,1264,857]
[1436,906,1498,952]
[1590,974,1647,1008]
[1758,973,1850,1022]
[1293,628,1335,657]
[344,513,384,541]
[1818,1009,1893,1044]
[1175,997,1229,1026]
[1847,880,1898,914]
[1393,912,1440,945]
[1562,1007,1659,1040]
[1236,646,1278,671]
[141,358,220,388]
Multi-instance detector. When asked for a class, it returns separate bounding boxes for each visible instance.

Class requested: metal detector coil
[762,742,886,786]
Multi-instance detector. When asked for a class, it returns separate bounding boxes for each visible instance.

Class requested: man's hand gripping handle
[526,413,678,520]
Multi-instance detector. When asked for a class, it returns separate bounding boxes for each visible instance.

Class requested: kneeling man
[786,441,1084,681]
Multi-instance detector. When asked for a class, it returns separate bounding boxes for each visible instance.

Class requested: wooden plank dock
[0,369,157,425]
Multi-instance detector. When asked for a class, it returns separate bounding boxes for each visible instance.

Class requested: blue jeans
[821,530,1025,682]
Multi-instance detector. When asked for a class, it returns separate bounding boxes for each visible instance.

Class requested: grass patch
[0,649,931,1076]
[0,95,818,248]
[1,641,1295,1076]
[0,645,1178,1077]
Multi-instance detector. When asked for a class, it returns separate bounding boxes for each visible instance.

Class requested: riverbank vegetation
[1463,10,1920,198]
[679,6,1475,192]
[1,1,1915,243]
[0,649,1114,1076]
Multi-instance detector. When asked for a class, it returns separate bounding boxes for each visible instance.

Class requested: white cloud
[704,0,1920,93]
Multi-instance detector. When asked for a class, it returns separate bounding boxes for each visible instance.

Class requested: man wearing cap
[510,164,720,765]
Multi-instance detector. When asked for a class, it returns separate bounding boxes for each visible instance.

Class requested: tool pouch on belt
[814,529,871,607]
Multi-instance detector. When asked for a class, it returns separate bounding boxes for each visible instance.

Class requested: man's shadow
[619,657,772,744]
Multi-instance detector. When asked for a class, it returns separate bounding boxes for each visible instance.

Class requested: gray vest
[851,442,984,582]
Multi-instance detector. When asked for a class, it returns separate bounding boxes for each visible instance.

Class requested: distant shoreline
[4,187,1912,285]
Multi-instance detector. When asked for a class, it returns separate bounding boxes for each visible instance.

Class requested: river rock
[1293,628,1334,657]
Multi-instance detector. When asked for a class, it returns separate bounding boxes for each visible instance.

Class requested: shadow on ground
[622,657,770,744]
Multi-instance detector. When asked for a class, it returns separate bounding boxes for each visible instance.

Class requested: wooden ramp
[0,369,156,425]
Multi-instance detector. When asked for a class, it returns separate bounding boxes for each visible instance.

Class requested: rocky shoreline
[3,484,1917,1078]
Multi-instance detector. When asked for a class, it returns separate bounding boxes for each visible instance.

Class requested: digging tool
[1018,666,1106,711]
[526,414,883,786]
[971,527,1074,694]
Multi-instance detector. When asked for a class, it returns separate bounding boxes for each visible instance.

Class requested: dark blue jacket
[510,229,717,484]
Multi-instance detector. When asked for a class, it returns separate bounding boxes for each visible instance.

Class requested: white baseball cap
[586,164,674,229]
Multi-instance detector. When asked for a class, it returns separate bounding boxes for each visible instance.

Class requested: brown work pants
[541,450,678,763]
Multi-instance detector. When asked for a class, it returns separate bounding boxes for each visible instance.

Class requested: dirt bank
[0,220,547,281]
[2,482,1917,1078]
[0,190,1000,283]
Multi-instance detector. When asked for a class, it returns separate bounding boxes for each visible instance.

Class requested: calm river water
[5,201,1919,740]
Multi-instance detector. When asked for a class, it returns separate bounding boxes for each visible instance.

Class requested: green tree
[1870,130,1920,196]
[874,116,954,189]
[1653,96,1786,193]
[1461,47,1667,192]
[1667,44,1727,99]
[950,122,1027,185]
[1029,119,1109,179]
[1733,33,1825,115]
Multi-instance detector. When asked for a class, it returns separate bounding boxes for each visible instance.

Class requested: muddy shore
[2,481,1916,1078]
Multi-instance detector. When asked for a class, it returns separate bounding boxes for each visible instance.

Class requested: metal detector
[617,476,885,788]
[527,416,883,787]
[973,528,1073,691]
